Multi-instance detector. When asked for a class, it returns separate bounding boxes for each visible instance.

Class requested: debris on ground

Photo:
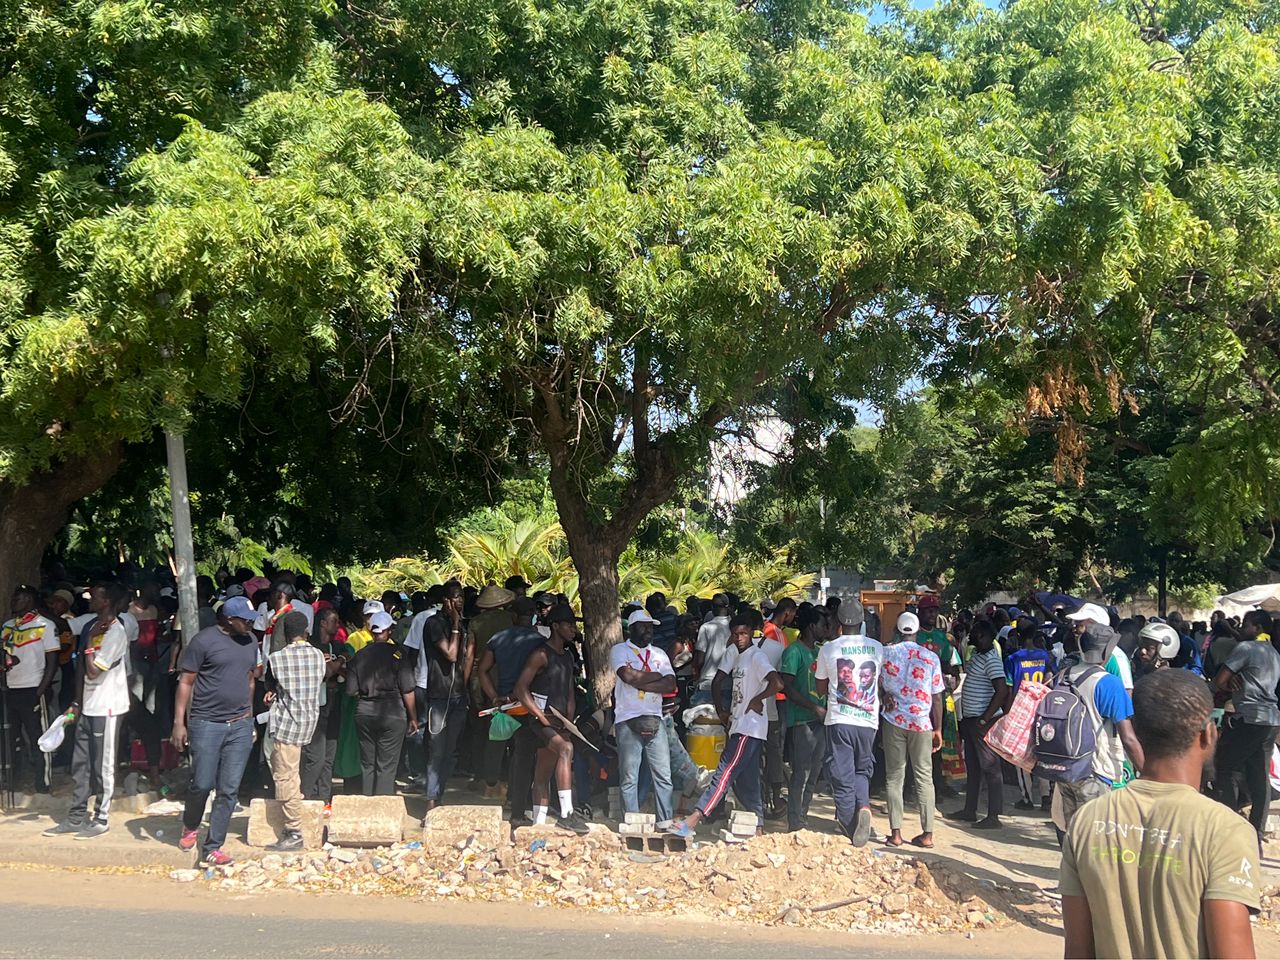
[1260,886,1280,925]
[169,828,1049,934]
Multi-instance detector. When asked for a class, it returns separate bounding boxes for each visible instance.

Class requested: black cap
[505,575,531,591]
[547,604,580,625]
[532,591,555,608]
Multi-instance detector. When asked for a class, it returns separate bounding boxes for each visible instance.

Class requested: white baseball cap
[896,611,920,636]
[363,600,385,616]
[369,611,394,632]
[1066,603,1110,626]
[627,609,659,627]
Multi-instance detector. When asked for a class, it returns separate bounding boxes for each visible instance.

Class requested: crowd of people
[2,566,1276,956]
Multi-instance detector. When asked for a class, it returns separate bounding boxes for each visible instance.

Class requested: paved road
[0,866,1062,959]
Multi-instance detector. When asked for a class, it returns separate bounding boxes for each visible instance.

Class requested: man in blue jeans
[611,609,676,826]
[171,596,260,865]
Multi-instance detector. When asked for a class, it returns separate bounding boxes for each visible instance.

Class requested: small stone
[782,907,803,925]
[750,856,769,869]
[882,893,909,914]
[766,853,786,868]
[329,848,357,864]
[261,854,284,874]
[967,911,985,925]
[169,869,201,883]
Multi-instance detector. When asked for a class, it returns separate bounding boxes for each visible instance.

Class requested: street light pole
[165,429,200,646]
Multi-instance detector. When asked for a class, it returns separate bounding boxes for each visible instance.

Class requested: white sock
[558,790,574,819]
[533,804,548,825]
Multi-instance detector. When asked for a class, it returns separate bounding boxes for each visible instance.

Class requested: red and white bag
[984,680,1050,771]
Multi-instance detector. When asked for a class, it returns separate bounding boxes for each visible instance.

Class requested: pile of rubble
[170,821,1034,935]
[1258,886,1280,925]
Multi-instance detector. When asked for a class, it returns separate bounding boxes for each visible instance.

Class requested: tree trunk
[0,445,123,601]
[565,531,626,706]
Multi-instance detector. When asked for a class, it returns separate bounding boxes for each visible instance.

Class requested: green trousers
[883,721,936,833]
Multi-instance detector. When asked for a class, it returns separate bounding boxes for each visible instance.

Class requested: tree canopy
[4,0,1280,692]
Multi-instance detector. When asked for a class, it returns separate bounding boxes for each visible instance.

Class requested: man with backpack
[1035,620,1144,837]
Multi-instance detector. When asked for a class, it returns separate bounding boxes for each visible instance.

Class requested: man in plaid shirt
[266,612,326,850]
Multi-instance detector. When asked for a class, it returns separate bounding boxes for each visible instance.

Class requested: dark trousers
[300,698,340,802]
[508,725,539,817]
[183,716,254,856]
[423,696,467,803]
[786,721,825,831]
[68,714,120,824]
[356,701,406,796]
[826,724,876,833]
[126,654,169,770]
[959,717,1004,819]
[483,725,509,786]
[764,716,785,790]
[5,687,51,790]
[695,732,764,821]
[1213,716,1278,838]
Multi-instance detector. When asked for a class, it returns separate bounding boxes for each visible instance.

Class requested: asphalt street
[0,866,1063,959]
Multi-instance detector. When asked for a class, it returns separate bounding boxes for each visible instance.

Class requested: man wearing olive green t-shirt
[1060,670,1257,959]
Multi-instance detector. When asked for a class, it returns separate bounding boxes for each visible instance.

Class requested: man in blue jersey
[1004,622,1053,810]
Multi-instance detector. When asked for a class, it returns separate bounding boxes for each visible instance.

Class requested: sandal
[884,835,905,848]
[910,834,934,849]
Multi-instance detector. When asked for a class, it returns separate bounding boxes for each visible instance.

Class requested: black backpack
[1031,666,1103,783]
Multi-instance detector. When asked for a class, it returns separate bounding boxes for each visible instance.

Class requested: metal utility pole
[818,494,828,605]
[165,429,200,646]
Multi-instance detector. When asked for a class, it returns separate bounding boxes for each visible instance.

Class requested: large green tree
[6,0,1280,698]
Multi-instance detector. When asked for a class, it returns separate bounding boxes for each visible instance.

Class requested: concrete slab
[246,798,326,849]
[326,795,404,846]
[422,804,509,851]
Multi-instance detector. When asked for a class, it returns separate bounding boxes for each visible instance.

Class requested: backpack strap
[1058,664,1103,687]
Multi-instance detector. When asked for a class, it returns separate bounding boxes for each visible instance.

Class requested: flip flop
[910,834,934,849]
[884,836,905,848]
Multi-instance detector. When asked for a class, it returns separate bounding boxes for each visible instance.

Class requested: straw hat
[476,584,516,609]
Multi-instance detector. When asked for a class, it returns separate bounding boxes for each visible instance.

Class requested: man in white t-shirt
[816,607,884,846]
[611,610,677,826]
[45,582,132,838]
[692,595,732,704]
[668,615,781,838]
[2,584,61,792]
[398,591,439,791]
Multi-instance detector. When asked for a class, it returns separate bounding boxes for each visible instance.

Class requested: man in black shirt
[347,611,417,796]
[417,582,469,810]
[514,605,590,835]
[171,596,260,865]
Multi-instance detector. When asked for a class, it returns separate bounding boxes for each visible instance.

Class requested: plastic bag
[38,711,74,753]
[489,710,521,742]
[682,702,721,728]
[984,680,1050,771]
